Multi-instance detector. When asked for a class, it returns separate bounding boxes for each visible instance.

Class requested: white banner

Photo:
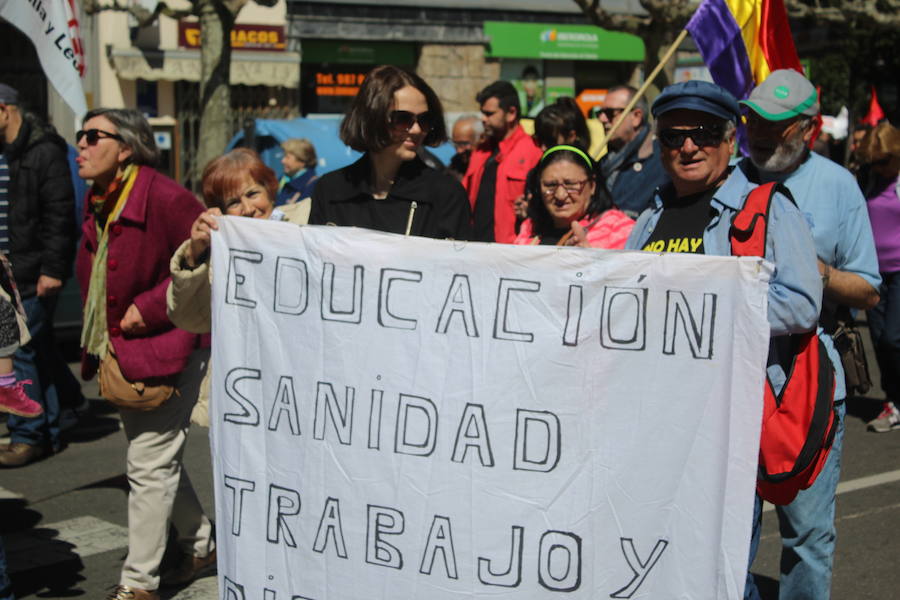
[210,219,772,600]
[0,0,87,117]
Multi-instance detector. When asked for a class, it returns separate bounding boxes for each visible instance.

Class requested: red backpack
[730,182,837,506]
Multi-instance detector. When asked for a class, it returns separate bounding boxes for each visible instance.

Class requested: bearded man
[740,69,881,600]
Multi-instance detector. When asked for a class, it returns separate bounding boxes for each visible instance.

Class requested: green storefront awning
[302,40,416,65]
[484,21,644,62]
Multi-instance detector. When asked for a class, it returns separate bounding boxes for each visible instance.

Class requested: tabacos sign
[178,22,286,51]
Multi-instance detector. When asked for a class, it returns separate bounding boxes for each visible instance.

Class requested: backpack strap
[730,181,778,258]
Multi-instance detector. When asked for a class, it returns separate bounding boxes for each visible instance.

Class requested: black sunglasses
[592,107,625,121]
[658,125,725,149]
[76,128,124,145]
[389,110,434,133]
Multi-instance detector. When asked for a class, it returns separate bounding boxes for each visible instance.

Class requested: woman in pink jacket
[74,108,212,600]
[514,145,634,248]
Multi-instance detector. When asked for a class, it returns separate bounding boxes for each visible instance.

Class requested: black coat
[2,114,76,297]
[309,155,471,240]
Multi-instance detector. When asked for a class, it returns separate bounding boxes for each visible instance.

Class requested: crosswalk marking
[171,577,217,599]
[4,514,217,597]
[0,485,23,499]
[764,468,900,512]
[5,516,128,574]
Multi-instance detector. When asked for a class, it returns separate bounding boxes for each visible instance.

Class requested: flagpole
[594,28,689,161]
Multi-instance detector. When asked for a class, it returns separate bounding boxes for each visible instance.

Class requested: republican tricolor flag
[686,0,803,102]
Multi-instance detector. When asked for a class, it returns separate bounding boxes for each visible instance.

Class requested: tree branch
[83,1,197,27]
[572,0,649,34]
[785,0,900,28]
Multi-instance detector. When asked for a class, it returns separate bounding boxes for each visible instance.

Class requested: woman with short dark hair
[514,145,633,247]
[74,108,213,600]
[532,97,590,152]
[309,65,470,239]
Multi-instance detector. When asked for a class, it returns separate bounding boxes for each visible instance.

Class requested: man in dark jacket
[596,84,670,218]
[0,83,79,467]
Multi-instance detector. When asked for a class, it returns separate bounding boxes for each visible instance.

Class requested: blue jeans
[0,536,13,600]
[745,401,845,599]
[868,271,900,402]
[7,295,81,450]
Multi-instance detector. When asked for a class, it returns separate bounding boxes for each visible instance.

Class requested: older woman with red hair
[167,148,293,426]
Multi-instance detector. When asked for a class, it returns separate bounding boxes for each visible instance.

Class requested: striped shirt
[0,155,8,255]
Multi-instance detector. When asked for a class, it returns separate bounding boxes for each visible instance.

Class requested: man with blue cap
[626,79,824,598]
[627,80,820,341]
[740,69,881,600]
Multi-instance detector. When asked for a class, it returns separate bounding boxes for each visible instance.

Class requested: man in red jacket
[463,81,541,243]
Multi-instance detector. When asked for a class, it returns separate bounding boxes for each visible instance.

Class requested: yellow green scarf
[81,165,138,359]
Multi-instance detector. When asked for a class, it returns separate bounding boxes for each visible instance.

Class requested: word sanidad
[224,376,562,473]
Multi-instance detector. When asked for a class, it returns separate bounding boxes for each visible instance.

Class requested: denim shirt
[740,153,882,401]
[626,166,822,338]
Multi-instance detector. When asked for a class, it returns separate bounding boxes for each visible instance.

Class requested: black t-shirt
[642,186,717,254]
[540,227,571,246]
[472,148,499,242]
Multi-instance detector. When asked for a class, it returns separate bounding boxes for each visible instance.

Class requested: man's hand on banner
[188,208,223,267]
[120,303,148,336]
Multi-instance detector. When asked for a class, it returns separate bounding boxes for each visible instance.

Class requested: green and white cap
[740,69,819,121]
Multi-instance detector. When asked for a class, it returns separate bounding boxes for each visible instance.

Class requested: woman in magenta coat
[74,108,213,600]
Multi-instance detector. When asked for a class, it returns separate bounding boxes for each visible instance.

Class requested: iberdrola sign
[485,21,644,62]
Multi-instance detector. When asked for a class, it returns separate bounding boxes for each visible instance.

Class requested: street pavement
[2,324,899,599]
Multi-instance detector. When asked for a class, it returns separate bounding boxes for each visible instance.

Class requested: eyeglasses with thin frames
[76,128,124,145]
[541,179,591,197]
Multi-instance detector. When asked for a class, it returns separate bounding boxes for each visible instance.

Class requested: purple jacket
[76,166,204,381]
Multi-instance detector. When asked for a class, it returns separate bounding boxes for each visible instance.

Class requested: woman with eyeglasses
[309,65,471,239]
[858,122,900,433]
[74,108,213,600]
[515,98,592,221]
[514,145,633,247]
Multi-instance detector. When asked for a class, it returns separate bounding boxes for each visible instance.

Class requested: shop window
[301,66,369,115]
[175,81,299,190]
[136,80,158,117]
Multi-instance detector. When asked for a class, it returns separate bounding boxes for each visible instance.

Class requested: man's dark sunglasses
[76,128,124,145]
[658,125,725,149]
[592,107,624,121]
[389,110,434,133]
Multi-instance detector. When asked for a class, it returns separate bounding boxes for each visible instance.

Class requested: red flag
[861,86,886,127]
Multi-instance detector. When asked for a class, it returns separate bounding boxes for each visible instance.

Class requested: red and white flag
[0,0,87,117]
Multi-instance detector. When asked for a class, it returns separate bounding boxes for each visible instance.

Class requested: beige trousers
[118,348,214,591]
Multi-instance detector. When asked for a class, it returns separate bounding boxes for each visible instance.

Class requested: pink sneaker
[0,380,42,417]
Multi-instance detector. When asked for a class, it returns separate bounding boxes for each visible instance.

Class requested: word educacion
[223,248,719,359]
